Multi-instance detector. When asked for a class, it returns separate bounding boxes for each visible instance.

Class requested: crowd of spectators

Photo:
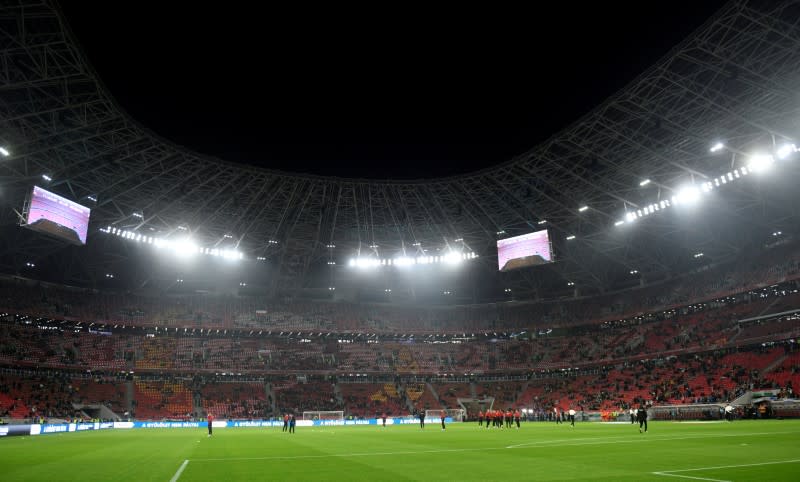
[0,238,798,421]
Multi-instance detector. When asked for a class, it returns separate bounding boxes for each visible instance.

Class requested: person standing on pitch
[382,412,387,427]
[637,405,648,433]
[207,413,214,437]
[725,404,734,422]
[478,410,484,427]
[554,406,562,424]
[630,407,635,424]
[568,408,576,427]
[289,413,296,434]
[282,413,289,432]
[514,409,521,429]
[418,410,425,429]
[440,410,446,431]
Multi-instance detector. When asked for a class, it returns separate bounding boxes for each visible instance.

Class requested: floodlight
[0,147,9,157]
[42,174,52,181]
[747,154,774,172]
[395,256,413,267]
[538,220,547,225]
[566,235,576,240]
[443,251,462,264]
[710,142,724,153]
[614,220,625,226]
[626,212,637,222]
[578,206,589,212]
[173,239,199,257]
[675,185,700,205]
[776,143,796,160]
[639,179,651,186]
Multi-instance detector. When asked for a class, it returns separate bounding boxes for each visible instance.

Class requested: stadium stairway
[126,381,134,416]
[265,382,276,414]
[425,382,440,405]
[192,390,202,418]
[516,379,530,406]
[332,382,344,406]
[400,383,416,413]
[754,297,784,319]
[762,353,789,376]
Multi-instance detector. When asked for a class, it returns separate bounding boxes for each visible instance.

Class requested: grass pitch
[2,420,799,481]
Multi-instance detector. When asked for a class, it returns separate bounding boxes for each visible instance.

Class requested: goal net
[302,410,344,421]
[425,408,466,422]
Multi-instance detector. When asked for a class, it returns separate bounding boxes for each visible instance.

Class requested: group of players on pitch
[470,404,648,432]
[477,409,523,429]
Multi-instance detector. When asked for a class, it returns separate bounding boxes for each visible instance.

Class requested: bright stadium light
[626,212,637,222]
[42,174,52,181]
[639,179,651,186]
[538,220,547,225]
[172,239,199,257]
[394,256,414,267]
[221,249,243,260]
[0,146,9,157]
[710,142,725,153]
[747,154,774,172]
[674,185,701,205]
[578,205,589,212]
[566,235,576,240]
[776,143,797,160]
[614,220,625,226]
[443,251,462,264]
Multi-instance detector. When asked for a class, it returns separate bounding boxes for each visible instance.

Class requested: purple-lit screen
[25,186,91,245]
[496,229,552,271]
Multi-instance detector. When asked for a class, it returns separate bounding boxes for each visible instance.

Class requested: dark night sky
[60,2,727,179]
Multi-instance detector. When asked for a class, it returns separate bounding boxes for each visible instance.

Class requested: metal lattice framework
[1,0,800,297]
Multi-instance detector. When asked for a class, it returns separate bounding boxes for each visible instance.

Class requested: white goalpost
[302,410,344,421]
[425,408,466,422]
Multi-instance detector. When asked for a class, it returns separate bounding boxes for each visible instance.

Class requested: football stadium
[1,1,800,480]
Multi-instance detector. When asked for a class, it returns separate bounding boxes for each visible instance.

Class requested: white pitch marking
[651,472,729,482]
[169,459,189,482]
[507,431,785,449]
[652,459,800,482]
[188,431,792,463]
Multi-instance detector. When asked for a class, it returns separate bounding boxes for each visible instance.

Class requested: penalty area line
[169,459,189,482]
[651,472,729,482]
[652,458,800,482]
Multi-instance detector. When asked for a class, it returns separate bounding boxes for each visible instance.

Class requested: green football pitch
[2,420,799,481]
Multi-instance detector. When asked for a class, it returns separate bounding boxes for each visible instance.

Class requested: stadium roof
[1,0,799,296]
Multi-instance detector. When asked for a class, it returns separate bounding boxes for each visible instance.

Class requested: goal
[425,408,466,422]
[302,410,344,421]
